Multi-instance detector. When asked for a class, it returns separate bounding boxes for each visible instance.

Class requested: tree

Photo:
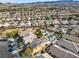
[6,31,18,38]
[68,16,73,20]
[21,48,33,58]
[35,28,43,38]
[18,38,23,49]
[45,16,50,20]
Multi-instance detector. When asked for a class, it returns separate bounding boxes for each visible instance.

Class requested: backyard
[19,47,33,58]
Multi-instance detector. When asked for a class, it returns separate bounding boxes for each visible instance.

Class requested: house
[60,27,69,34]
[32,44,46,56]
[41,53,53,58]
[25,21,31,27]
[27,17,31,20]
[35,54,45,58]
[62,34,79,42]
[12,22,18,27]
[3,22,10,27]
[28,36,51,56]
[56,39,79,54]
[60,20,69,25]
[69,28,79,35]
[20,22,25,27]
[18,31,37,44]
[0,24,3,27]
[45,20,52,26]
[69,20,78,25]
[31,20,38,27]
[37,20,45,26]
[47,26,59,32]
[35,53,52,58]
[51,19,60,25]
[45,45,79,58]
[54,25,60,28]
[32,41,51,56]
[70,25,79,28]
[30,38,42,49]
[6,18,12,22]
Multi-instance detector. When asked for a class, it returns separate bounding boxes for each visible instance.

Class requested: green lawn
[18,41,23,49]
[21,48,33,58]
[18,38,23,49]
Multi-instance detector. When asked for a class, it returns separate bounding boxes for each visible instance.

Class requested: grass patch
[18,41,23,49]
[18,38,23,49]
[20,48,33,58]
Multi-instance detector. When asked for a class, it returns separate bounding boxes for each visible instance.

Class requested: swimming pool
[48,35,56,41]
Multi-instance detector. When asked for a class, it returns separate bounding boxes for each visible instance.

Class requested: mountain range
[0,0,79,7]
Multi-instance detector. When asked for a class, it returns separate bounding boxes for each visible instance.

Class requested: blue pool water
[48,35,56,41]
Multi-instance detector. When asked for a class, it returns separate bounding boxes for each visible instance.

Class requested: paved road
[0,41,14,58]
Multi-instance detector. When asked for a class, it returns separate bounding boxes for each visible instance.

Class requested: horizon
[0,0,79,3]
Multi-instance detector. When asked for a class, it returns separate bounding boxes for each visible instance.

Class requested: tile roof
[45,45,79,58]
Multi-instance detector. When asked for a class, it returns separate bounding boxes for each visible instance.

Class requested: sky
[0,0,79,3]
